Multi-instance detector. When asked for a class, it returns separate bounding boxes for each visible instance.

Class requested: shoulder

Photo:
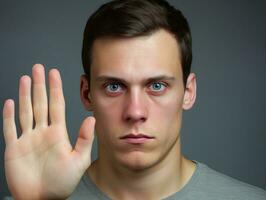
[67,174,110,200]
[196,161,266,200]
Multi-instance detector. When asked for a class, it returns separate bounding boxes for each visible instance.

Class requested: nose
[122,88,148,124]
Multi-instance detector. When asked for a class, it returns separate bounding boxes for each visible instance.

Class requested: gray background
[0,0,265,198]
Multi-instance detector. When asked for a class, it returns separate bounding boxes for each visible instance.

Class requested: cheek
[94,98,119,119]
[92,95,123,135]
[150,92,183,138]
[152,87,183,116]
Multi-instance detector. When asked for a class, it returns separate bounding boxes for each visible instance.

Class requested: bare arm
[3,64,95,200]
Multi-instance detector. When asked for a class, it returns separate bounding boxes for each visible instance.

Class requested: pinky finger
[3,99,17,145]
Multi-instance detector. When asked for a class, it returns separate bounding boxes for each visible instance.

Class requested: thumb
[74,116,96,163]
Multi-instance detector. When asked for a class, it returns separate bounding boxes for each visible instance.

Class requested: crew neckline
[82,160,203,200]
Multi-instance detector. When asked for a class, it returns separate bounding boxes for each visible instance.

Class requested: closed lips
[120,134,155,139]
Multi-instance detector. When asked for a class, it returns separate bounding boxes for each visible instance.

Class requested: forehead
[91,29,182,82]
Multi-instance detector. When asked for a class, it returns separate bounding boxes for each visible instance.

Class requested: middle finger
[32,64,48,127]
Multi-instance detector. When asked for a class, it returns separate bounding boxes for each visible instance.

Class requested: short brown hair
[82,0,192,86]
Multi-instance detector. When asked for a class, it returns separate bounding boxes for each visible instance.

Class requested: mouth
[119,134,155,144]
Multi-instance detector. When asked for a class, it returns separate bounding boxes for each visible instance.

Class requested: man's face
[85,29,195,170]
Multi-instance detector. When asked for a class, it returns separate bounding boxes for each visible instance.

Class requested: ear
[80,74,94,111]
[182,73,197,110]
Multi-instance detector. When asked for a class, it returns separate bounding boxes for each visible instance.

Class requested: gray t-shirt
[68,161,266,200]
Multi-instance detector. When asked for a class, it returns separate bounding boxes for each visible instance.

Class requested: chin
[118,151,159,171]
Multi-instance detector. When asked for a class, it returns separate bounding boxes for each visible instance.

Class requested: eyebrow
[95,75,176,84]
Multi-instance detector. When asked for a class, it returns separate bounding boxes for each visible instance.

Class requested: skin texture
[80,29,197,199]
[3,65,96,200]
[2,29,196,200]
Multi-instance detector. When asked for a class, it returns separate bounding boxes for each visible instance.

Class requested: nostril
[140,117,146,122]
[125,116,147,123]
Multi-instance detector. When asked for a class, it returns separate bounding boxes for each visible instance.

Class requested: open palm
[3,64,95,199]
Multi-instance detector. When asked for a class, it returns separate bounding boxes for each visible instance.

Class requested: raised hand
[3,64,95,200]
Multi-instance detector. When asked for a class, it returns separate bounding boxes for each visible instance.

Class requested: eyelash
[149,82,168,91]
[103,82,168,94]
[104,82,124,93]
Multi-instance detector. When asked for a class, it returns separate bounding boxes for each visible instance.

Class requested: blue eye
[150,82,166,91]
[106,83,122,92]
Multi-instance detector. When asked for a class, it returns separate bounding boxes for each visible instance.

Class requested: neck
[87,138,196,200]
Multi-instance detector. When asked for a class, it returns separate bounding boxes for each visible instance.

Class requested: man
[2,0,266,199]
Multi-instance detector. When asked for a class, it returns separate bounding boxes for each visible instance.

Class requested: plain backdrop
[0,0,266,198]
